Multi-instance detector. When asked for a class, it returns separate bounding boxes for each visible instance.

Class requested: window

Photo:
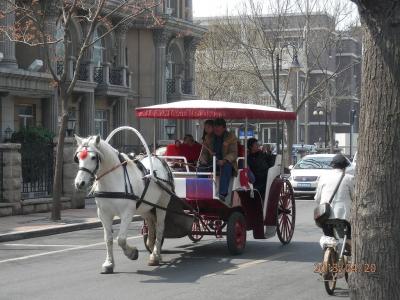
[94,110,108,138]
[17,105,35,129]
[93,28,105,67]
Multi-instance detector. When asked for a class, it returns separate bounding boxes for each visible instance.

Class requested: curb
[0,215,142,243]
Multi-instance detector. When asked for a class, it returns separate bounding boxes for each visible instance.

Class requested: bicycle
[319,219,351,295]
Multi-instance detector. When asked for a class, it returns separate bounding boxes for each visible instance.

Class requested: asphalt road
[0,201,349,300]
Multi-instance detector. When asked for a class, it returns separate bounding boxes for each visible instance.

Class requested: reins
[95,160,127,181]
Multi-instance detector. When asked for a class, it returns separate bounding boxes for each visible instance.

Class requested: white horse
[73,135,172,273]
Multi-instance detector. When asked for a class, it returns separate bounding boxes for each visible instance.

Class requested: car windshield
[294,157,333,169]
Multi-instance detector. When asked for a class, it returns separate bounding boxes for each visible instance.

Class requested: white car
[289,154,354,197]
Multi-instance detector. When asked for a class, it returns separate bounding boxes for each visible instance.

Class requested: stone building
[195,13,361,148]
[0,0,206,215]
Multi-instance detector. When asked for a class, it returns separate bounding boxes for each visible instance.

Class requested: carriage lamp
[4,126,12,142]
[165,124,176,140]
[66,118,76,137]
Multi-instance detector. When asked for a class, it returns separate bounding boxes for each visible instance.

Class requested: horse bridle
[74,146,101,179]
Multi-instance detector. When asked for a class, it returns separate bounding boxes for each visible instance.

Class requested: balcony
[109,67,123,86]
[56,60,89,81]
[166,77,194,96]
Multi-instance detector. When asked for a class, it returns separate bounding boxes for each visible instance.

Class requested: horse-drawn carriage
[74,99,296,273]
[135,100,296,255]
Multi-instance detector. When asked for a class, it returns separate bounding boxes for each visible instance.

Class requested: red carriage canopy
[135,100,296,120]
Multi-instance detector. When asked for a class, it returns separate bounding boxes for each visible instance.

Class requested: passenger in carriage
[199,118,238,202]
[181,134,202,165]
[247,138,276,200]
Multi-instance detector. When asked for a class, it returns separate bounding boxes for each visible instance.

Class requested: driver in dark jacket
[247,138,275,200]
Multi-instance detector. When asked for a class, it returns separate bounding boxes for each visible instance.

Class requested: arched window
[93,27,105,67]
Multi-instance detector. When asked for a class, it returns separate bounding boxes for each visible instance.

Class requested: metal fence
[21,143,54,200]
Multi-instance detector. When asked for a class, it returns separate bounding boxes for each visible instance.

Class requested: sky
[192,0,359,27]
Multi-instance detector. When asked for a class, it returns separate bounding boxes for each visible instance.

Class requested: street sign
[239,128,254,139]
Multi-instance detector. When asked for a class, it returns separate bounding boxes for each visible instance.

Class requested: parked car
[288,154,354,197]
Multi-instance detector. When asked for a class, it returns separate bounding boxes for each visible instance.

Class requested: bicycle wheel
[323,248,337,295]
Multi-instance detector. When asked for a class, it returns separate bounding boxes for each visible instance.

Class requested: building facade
[195,13,361,149]
[0,0,206,214]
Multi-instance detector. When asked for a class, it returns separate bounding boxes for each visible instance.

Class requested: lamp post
[275,45,302,154]
[165,124,176,140]
[313,103,326,150]
[66,119,76,137]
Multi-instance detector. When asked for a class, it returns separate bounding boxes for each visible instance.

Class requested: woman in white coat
[315,154,355,244]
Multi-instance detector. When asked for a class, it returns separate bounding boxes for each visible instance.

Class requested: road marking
[3,244,85,247]
[0,235,142,265]
[203,252,292,278]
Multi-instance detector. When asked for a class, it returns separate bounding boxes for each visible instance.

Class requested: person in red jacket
[165,139,182,156]
[181,134,202,164]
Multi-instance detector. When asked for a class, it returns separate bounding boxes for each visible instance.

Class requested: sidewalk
[0,200,141,243]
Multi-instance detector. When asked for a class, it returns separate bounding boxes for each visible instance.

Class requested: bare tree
[0,0,162,220]
[195,0,359,163]
[348,1,400,299]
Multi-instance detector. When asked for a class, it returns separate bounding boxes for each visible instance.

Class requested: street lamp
[165,124,176,140]
[4,126,12,142]
[66,111,76,137]
[313,103,328,150]
[275,43,302,154]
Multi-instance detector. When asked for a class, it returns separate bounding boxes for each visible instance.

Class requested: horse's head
[73,135,104,191]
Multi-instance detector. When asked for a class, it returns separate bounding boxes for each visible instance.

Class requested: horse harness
[75,147,191,215]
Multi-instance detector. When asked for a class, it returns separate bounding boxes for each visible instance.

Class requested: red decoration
[79,148,88,160]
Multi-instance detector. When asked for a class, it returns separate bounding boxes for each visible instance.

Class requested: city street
[0,201,349,300]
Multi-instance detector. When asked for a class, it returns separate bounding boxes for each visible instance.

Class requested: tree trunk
[51,92,68,221]
[350,2,400,299]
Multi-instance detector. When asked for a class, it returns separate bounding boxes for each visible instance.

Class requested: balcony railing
[56,61,89,81]
[94,67,103,84]
[167,78,194,96]
[109,68,123,85]
[182,80,193,94]
[166,79,175,95]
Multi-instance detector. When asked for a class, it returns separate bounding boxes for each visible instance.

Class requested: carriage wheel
[188,218,204,243]
[227,212,246,255]
[276,179,296,245]
[323,248,337,295]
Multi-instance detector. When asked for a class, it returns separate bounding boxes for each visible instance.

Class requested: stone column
[42,5,58,73]
[43,91,59,135]
[186,0,193,21]
[153,30,170,140]
[0,0,17,68]
[61,137,85,208]
[0,94,14,141]
[113,97,128,146]
[0,144,22,216]
[79,92,95,136]
[115,24,130,87]
[184,37,199,95]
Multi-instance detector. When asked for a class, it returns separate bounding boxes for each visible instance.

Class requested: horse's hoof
[148,259,160,266]
[129,248,139,260]
[101,265,114,274]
